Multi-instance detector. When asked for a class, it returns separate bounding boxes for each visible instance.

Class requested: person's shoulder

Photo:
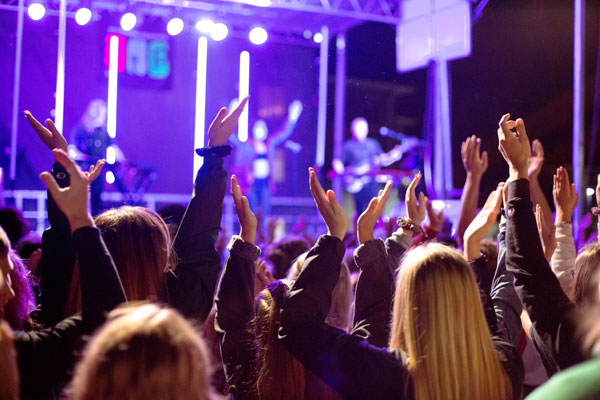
[527,356,600,399]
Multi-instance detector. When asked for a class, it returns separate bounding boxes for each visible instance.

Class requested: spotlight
[105,171,115,184]
[249,26,268,45]
[195,18,213,34]
[210,23,229,41]
[303,30,312,39]
[120,12,137,32]
[313,32,323,44]
[75,8,92,26]
[167,17,184,36]
[27,2,46,21]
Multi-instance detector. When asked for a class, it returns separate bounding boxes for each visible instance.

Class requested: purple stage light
[249,27,268,45]
[167,17,184,36]
[210,23,228,41]
[27,3,46,21]
[195,18,213,34]
[75,8,92,26]
[120,13,137,32]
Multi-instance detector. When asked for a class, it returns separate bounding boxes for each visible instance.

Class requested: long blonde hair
[389,243,511,400]
[71,304,215,400]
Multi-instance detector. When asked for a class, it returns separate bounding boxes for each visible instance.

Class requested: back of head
[390,243,511,400]
[0,207,30,246]
[71,304,214,400]
[265,236,311,280]
[574,243,600,307]
[255,282,305,400]
[95,206,171,301]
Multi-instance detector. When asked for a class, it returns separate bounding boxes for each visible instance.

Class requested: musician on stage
[332,117,399,214]
[68,99,124,216]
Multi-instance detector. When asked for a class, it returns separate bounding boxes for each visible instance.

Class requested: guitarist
[332,117,398,215]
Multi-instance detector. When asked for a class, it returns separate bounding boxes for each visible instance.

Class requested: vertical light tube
[9,0,24,181]
[332,32,346,195]
[193,36,208,179]
[438,57,453,196]
[316,26,329,167]
[54,0,67,132]
[106,35,119,139]
[573,0,585,245]
[238,51,250,142]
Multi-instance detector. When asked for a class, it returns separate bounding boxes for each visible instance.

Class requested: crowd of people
[0,98,599,400]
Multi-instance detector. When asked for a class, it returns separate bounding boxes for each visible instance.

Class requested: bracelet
[397,217,423,235]
[592,207,600,217]
[195,145,232,158]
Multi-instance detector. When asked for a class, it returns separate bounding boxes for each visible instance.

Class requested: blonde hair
[66,206,171,316]
[255,285,305,400]
[0,320,19,400]
[389,243,511,400]
[71,304,215,400]
[573,243,600,307]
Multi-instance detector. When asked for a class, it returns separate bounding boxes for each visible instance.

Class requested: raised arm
[550,166,578,297]
[352,181,394,346]
[279,169,409,399]
[528,139,554,230]
[214,175,260,399]
[168,97,248,321]
[457,135,488,247]
[268,100,303,147]
[498,113,584,370]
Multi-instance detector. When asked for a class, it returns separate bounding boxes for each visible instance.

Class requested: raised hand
[535,204,557,262]
[24,110,68,152]
[528,139,545,179]
[461,135,488,177]
[553,167,578,223]
[39,149,103,231]
[464,183,504,260]
[208,96,249,147]
[497,114,531,181]
[309,167,348,240]
[254,259,274,296]
[357,181,393,244]
[425,201,444,232]
[231,175,257,244]
[405,172,427,226]
[288,100,303,122]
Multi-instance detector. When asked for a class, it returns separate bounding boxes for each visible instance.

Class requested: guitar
[331,138,421,194]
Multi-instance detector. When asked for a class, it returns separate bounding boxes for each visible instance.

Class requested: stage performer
[231,99,303,218]
[68,99,124,216]
[333,117,398,215]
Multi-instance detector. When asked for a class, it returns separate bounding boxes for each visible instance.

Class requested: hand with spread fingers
[357,181,393,244]
[24,110,68,153]
[208,96,249,147]
[535,204,557,262]
[425,201,444,232]
[309,168,348,240]
[497,113,531,181]
[464,183,504,260]
[39,149,104,231]
[231,175,257,244]
[405,172,427,226]
[552,167,578,224]
[461,135,488,178]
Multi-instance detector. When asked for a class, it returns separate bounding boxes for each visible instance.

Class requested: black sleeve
[351,239,394,347]
[469,256,500,336]
[214,236,261,400]
[72,226,126,330]
[38,162,76,326]
[167,154,227,321]
[279,235,412,400]
[17,226,126,398]
[505,179,584,370]
[492,337,525,400]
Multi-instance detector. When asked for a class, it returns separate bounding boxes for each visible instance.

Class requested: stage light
[195,18,213,34]
[193,36,208,179]
[27,3,46,21]
[313,32,323,44]
[106,35,119,139]
[210,23,228,41]
[167,17,184,36]
[120,12,137,32]
[303,30,312,39]
[106,146,116,165]
[75,8,92,26]
[106,171,115,184]
[249,26,268,45]
[587,187,595,196]
[238,51,250,142]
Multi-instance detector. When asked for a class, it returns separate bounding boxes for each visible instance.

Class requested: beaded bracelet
[397,217,424,235]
